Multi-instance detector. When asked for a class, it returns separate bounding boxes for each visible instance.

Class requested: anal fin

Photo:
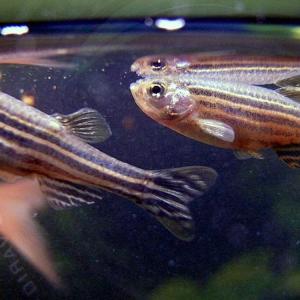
[234,150,264,160]
[275,145,300,168]
[38,177,103,210]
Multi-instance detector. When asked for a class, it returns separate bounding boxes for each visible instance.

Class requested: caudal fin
[139,166,217,241]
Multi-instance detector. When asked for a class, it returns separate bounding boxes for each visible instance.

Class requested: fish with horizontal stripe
[0,90,217,285]
[130,76,300,167]
[131,53,300,85]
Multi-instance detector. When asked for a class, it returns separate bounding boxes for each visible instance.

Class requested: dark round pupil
[151,60,164,71]
[150,84,164,97]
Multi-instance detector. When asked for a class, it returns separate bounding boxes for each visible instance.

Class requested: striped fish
[131,54,300,86]
[130,77,300,166]
[0,91,217,286]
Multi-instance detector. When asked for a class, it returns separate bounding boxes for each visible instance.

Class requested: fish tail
[138,166,217,241]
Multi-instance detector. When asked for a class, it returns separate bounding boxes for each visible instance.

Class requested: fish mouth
[129,79,144,96]
[130,62,144,76]
[130,62,139,73]
[129,81,138,95]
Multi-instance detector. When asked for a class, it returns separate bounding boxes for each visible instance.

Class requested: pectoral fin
[275,145,300,168]
[234,150,264,160]
[52,108,112,144]
[276,87,300,101]
[39,176,102,209]
[198,119,235,142]
[0,178,60,287]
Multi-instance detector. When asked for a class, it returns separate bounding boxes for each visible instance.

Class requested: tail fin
[140,166,217,241]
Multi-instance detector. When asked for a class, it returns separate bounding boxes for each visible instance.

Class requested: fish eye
[149,82,166,98]
[150,59,166,71]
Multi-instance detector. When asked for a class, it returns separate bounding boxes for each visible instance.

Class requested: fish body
[0,91,217,284]
[131,54,300,85]
[130,77,300,164]
[0,92,214,203]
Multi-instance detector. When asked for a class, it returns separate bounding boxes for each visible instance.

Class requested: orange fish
[130,77,300,166]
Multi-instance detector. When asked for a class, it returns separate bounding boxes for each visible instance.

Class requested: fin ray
[39,176,102,209]
[198,119,235,142]
[137,166,217,241]
[52,108,111,144]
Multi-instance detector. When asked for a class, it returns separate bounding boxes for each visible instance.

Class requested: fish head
[131,55,190,76]
[130,78,195,121]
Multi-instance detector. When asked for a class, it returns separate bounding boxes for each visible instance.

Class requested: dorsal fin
[52,108,111,144]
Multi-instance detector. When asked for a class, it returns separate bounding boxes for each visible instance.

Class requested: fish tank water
[0,2,300,299]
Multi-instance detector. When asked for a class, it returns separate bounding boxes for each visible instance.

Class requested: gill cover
[146,81,194,118]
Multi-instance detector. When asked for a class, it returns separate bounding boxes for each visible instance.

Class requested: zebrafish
[131,54,300,85]
[130,77,300,166]
[0,91,217,285]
